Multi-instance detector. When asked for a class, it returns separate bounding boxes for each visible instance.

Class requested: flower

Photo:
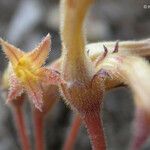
[0,34,62,111]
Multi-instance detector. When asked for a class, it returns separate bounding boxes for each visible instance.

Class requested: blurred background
[0,0,150,150]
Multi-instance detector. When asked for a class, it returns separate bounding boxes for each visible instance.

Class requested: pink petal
[0,38,23,66]
[27,34,51,68]
[7,73,24,102]
[24,79,43,111]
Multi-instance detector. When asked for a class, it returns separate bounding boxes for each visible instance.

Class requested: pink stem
[13,106,31,150]
[63,115,81,150]
[82,111,106,150]
[130,108,150,150]
[33,111,45,150]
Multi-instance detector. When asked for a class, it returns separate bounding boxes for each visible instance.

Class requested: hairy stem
[82,111,106,150]
[63,115,81,150]
[33,110,45,150]
[13,105,31,150]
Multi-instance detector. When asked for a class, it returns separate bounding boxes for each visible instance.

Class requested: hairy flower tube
[86,39,150,61]
[60,0,107,149]
[0,34,62,111]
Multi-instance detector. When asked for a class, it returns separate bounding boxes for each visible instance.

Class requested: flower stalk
[63,115,81,150]
[130,107,150,150]
[82,112,106,150]
[33,110,45,150]
[33,84,59,150]
[11,96,31,150]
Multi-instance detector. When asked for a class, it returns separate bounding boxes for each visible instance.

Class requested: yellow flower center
[14,55,39,83]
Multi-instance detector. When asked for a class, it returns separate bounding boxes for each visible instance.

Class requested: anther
[95,45,108,67]
[113,40,119,53]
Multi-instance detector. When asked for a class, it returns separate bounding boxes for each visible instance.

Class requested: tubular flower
[0,34,62,111]
[60,0,107,149]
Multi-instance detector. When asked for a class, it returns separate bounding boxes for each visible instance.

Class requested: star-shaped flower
[0,34,62,111]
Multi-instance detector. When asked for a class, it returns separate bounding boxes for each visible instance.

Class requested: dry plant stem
[63,115,81,150]
[130,107,150,150]
[13,105,31,150]
[82,111,106,150]
[33,110,45,150]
